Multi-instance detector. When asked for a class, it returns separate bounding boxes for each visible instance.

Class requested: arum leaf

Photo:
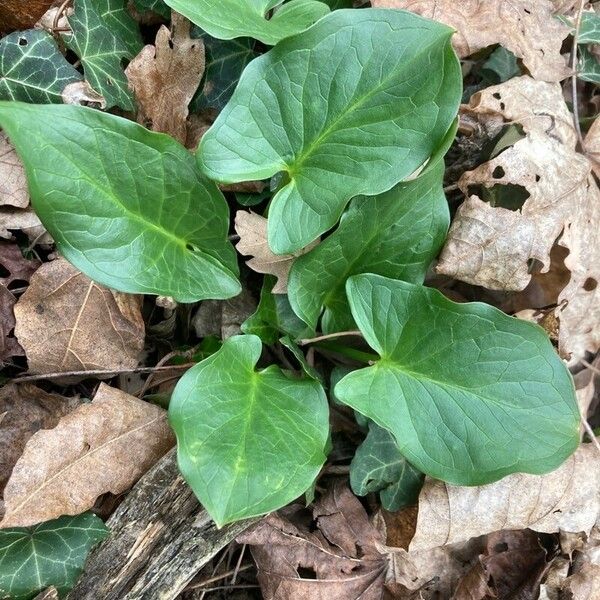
[63,0,143,110]
[169,334,329,526]
[198,9,461,254]
[190,31,257,112]
[0,513,108,600]
[0,102,240,302]
[288,161,449,332]
[0,30,82,104]
[350,422,423,511]
[163,0,330,45]
[335,274,579,486]
[242,276,314,345]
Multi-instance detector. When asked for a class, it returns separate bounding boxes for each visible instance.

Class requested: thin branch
[186,564,253,591]
[11,363,195,384]
[580,414,600,456]
[52,0,72,33]
[570,0,587,151]
[298,330,363,345]
[581,358,600,376]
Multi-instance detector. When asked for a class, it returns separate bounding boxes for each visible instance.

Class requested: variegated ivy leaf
[63,0,143,110]
[0,30,82,104]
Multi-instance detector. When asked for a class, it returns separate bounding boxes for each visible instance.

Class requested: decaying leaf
[0,0,54,30]
[238,480,386,600]
[14,258,145,375]
[437,76,600,360]
[0,383,175,528]
[0,242,40,289]
[126,13,205,144]
[561,563,600,599]
[235,211,317,294]
[0,132,27,209]
[410,442,600,552]
[371,0,570,81]
[61,81,106,108]
[0,384,79,495]
[586,116,600,178]
[0,206,50,245]
[0,284,22,362]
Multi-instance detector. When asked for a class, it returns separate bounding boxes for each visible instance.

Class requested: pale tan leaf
[0,383,175,528]
[371,0,570,81]
[0,383,79,496]
[0,132,28,209]
[234,211,317,294]
[61,81,106,108]
[14,258,145,375]
[0,206,50,244]
[410,443,600,552]
[561,563,600,600]
[585,116,600,178]
[125,13,204,144]
[0,284,23,363]
[437,76,600,360]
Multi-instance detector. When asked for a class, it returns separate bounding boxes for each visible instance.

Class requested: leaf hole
[492,166,505,179]
[493,92,501,100]
[186,243,196,252]
[83,442,91,452]
[524,7,531,14]
[107,78,114,86]
[467,183,530,211]
[535,174,541,182]
[297,566,317,580]
[0,264,10,278]
[18,37,28,46]
[584,278,597,291]
[7,279,28,291]
[494,542,509,553]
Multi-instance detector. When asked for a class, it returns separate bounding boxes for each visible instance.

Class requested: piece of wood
[68,448,258,600]
[0,0,54,31]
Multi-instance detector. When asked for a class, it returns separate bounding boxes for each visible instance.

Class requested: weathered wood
[68,448,258,600]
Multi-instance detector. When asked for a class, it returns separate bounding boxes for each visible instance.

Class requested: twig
[581,358,600,376]
[231,544,246,585]
[299,330,363,345]
[186,564,253,591]
[11,363,196,384]
[570,0,587,151]
[137,349,190,398]
[580,414,600,456]
[52,0,72,33]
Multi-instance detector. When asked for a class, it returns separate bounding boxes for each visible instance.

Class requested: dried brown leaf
[561,563,600,600]
[0,0,54,31]
[238,481,386,600]
[0,132,28,208]
[0,383,174,528]
[0,383,79,496]
[14,258,145,375]
[61,81,106,108]
[235,211,317,294]
[410,442,600,552]
[126,13,204,144]
[0,242,40,288]
[437,76,600,360]
[0,284,22,362]
[0,206,50,244]
[371,0,570,81]
[586,116,600,178]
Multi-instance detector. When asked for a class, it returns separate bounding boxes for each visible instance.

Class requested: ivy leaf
[0,102,240,302]
[350,421,423,511]
[133,0,171,19]
[190,31,257,112]
[198,9,461,254]
[481,47,520,84]
[169,334,329,526]
[242,276,314,345]
[579,11,600,43]
[0,513,108,600]
[579,46,600,83]
[63,0,143,110]
[288,160,449,332]
[335,274,580,486]
[163,0,330,46]
[0,30,82,104]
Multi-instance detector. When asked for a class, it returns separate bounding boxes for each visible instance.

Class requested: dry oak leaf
[235,211,318,294]
[0,383,79,496]
[14,258,145,375]
[436,76,600,361]
[238,480,387,600]
[371,0,570,82]
[126,12,205,145]
[0,383,175,528]
[0,132,28,209]
[410,442,600,553]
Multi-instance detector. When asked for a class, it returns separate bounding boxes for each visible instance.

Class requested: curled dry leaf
[0,383,175,528]
[14,258,145,375]
[235,211,317,294]
[0,383,79,496]
[238,480,386,600]
[437,76,600,360]
[61,81,106,108]
[0,132,28,209]
[371,0,570,82]
[126,13,205,144]
[410,442,600,552]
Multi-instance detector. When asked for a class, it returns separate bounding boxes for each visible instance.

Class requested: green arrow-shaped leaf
[63,0,143,110]
[0,102,240,302]
[335,274,579,486]
[169,334,329,526]
[163,0,330,45]
[350,421,423,511]
[0,513,108,600]
[197,9,461,254]
[288,161,449,332]
[190,31,258,112]
[0,30,82,104]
